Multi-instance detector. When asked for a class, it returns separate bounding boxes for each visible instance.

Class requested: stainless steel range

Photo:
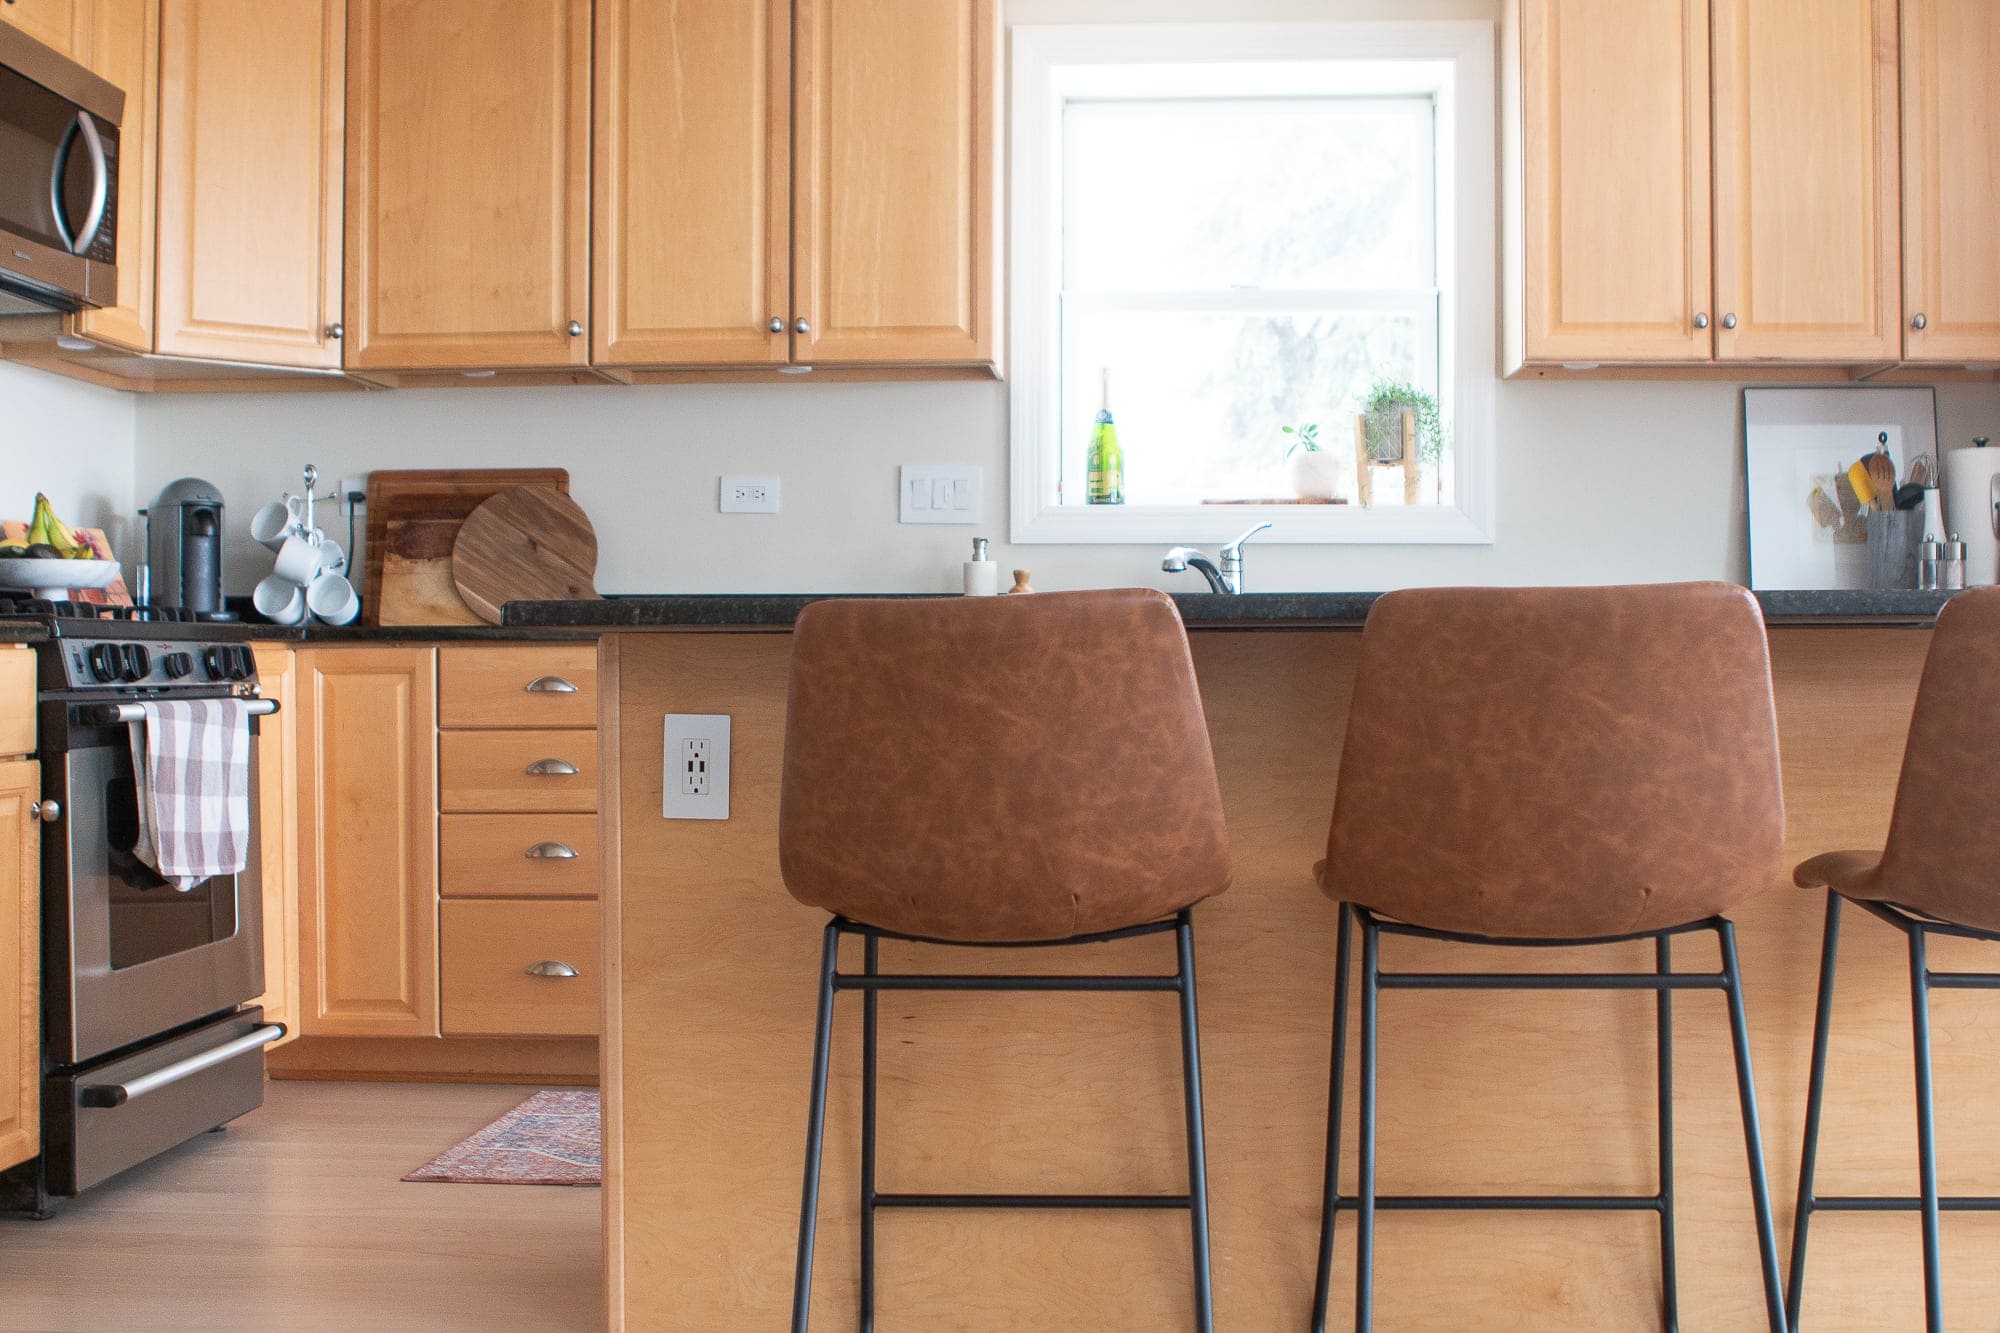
[0,601,283,1216]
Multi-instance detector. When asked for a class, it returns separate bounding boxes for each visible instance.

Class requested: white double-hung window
[1009,23,1495,545]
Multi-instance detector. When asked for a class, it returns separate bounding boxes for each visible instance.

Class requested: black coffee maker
[145,478,225,617]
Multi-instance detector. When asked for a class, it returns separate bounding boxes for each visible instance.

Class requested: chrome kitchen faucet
[1162,523,1271,595]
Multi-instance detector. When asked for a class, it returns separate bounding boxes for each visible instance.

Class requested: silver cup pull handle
[524,676,579,694]
[1990,474,1999,540]
[525,841,578,860]
[525,960,579,979]
[525,758,579,776]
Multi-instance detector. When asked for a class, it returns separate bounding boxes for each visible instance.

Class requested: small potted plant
[1363,381,1445,466]
[1283,423,1344,502]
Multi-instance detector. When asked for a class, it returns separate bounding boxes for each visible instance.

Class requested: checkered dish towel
[128,700,254,891]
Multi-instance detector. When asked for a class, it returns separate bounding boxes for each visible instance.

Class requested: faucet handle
[1222,522,1273,555]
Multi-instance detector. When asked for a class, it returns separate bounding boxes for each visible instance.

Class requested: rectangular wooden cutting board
[362,470,570,626]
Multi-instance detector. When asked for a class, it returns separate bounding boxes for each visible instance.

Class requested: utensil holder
[1866,509,1924,589]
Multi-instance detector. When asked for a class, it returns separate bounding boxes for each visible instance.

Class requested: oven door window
[102,742,239,970]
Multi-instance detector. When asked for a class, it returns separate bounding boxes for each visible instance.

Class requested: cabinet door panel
[250,645,298,1047]
[297,648,438,1037]
[1901,0,2000,363]
[73,0,155,353]
[594,0,789,367]
[1518,0,1712,362]
[346,0,590,370]
[0,0,92,61]
[0,760,37,1173]
[1712,0,1900,361]
[793,0,997,366]
[154,0,343,367]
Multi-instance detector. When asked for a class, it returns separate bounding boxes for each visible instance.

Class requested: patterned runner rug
[403,1090,601,1186]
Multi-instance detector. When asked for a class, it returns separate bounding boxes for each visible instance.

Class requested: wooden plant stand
[1354,412,1421,507]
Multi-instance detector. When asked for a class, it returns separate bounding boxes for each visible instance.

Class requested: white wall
[0,361,138,553]
[99,0,2000,598]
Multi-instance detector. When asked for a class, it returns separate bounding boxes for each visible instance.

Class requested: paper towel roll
[1944,447,2000,587]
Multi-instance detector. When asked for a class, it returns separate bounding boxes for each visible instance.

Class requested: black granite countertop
[496,587,1964,632]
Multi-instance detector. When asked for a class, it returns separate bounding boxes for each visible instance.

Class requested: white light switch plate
[663,714,730,819]
[899,466,981,524]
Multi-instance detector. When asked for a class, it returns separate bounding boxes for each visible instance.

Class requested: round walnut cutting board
[450,485,602,624]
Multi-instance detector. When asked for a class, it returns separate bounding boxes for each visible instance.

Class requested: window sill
[1008,500,1494,546]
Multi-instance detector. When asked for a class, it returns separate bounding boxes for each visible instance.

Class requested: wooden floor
[0,1082,602,1332]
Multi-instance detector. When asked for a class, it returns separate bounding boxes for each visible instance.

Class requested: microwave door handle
[48,113,82,252]
[71,112,108,255]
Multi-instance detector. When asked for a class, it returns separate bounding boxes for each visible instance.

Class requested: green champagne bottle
[1087,367,1125,505]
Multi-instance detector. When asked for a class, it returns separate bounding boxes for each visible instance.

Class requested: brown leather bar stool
[1787,586,2000,1333]
[781,588,1232,1332]
[1310,583,1791,1332]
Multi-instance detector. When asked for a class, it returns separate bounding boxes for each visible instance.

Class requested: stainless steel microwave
[0,22,121,316]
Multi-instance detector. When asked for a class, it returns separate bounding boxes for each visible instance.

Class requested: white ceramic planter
[1287,449,1345,502]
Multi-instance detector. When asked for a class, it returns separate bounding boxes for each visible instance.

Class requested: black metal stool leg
[1656,934,1680,1333]
[1312,903,1355,1333]
[1175,911,1216,1333]
[1354,916,1381,1333]
[860,933,880,1333]
[1786,893,1843,1329]
[793,923,841,1333]
[1717,921,1789,1332]
[1909,924,1944,1333]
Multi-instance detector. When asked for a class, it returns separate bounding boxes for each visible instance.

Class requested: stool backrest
[1323,582,1785,939]
[781,588,1231,942]
[1873,585,2000,931]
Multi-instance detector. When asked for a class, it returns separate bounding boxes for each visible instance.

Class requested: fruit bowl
[0,558,122,592]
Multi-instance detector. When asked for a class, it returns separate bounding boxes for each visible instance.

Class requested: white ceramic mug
[272,527,326,585]
[317,536,348,577]
[253,574,307,626]
[306,571,359,625]
[249,496,305,552]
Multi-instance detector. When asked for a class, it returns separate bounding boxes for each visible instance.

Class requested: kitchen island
[568,593,1989,1330]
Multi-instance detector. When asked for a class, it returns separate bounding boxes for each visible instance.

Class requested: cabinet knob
[525,841,579,860]
[566,320,584,337]
[794,317,810,336]
[523,675,579,694]
[325,322,343,339]
[1912,313,1928,331]
[1693,312,1709,330]
[524,758,579,776]
[769,316,785,334]
[1721,313,1738,330]
[524,960,579,979]
[30,799,58,824]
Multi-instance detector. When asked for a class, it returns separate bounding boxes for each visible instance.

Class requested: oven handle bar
[79,698,280,727]
[78,1024,287,1109]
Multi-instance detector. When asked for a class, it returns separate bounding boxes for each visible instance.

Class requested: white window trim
[1009,21,1497,546]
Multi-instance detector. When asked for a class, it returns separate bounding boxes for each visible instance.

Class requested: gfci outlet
[720,474,780,514]
[663,714,731,820]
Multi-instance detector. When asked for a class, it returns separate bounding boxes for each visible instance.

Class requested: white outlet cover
[720,474,781,515]
[663,713,731,820]
[899,466,981,524]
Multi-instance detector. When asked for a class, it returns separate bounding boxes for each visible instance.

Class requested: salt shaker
[1918,537,1942,591]
[1941,534,1967,590]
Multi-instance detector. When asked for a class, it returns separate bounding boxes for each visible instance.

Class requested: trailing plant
[1363,380,1447,466]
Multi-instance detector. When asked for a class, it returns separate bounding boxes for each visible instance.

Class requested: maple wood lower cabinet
[295,646,440,1038]
[249,644,299,1048]
[0,648,39,1173]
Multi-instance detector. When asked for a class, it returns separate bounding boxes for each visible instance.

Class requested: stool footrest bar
[1334,1193,1666,1212]
[872,1192,1192,1210]
[1924,973,2000,989]
[833,974,1180,992]
[1377,972,1727,991]
[1808,1194,2000,1212]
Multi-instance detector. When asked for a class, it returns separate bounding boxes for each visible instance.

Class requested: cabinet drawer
[0,648,34,758]
[440,729,598,813]
[441,899,599,1037]
[440,645,598,729]
[441,813,599,898]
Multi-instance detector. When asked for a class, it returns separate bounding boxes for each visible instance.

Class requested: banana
[24,494,88,557]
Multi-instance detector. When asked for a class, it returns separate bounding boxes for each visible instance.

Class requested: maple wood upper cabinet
[72,0,154,354]
[0,0,92,61]
[345,0,591,371]
[1510,0,1713,365]
[1710,0,1900,362]
[1899,0,2000,364]
[593,0,791,368]
[793,0,998,367]
[153,0,344,368]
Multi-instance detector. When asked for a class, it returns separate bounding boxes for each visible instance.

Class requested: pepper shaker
[1941,533,1967,590]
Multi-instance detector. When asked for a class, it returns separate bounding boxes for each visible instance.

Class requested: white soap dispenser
[963,537,998,596]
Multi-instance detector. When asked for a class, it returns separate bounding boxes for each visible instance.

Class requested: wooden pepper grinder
[1005,569,1035,595]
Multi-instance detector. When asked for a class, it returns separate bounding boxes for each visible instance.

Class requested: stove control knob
[124,645,152,682]
[228,646,253,681]
[87,644,119,683]
[202,647,227,680]
[163,652,193,680]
